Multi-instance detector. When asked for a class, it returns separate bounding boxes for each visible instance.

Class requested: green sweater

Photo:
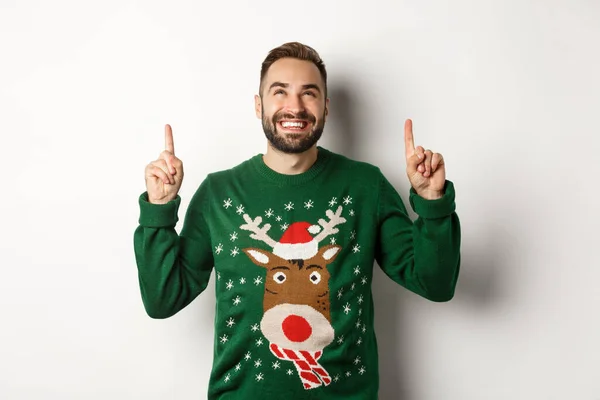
[133,147,461,399]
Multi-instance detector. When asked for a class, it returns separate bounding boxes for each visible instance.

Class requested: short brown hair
[259,41,327,97]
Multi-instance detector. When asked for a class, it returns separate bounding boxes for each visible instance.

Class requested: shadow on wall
[325,83,359,160]
[326,81,505,399]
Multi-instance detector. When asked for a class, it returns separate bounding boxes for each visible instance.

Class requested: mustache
[273,111,316,123]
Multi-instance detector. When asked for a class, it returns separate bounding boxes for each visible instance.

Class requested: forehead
[263,58,324,90]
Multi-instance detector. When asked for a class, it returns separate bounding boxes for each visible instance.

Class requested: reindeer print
[240,206,346,390]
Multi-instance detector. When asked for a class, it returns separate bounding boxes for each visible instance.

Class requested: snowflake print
[256,373,264,382]
[284,202,294,211]
[286,369,294,376]
[230,232,238,241]
[337,335,345,344]
[355,319,362,329]
[236,205,245,215]
[354,356,361,365]
[343,196,353,205]
[275,216,282,222]
[255,338,264,346]
[265,208,274,218]
[330,237,336,244]
[217,272,221,280]
[329,197,338,207]
[356,338,363,345]
[230,247,239,257]
[254,276,263,286]
[223,198,232,209]
[343,303,351,315]
[337,288,343,300]
[272,361,281,370]
[359,308,363,316]
[361,276,368,285]
[233,296,241,306]
[215,243,223,254]
[350,230,356,240]
[352,244,361,253]
[235,363,242,371]
[304,200,314,209]
[351,283,356,290]
[220,334,229,344]
[224,373,231,382]
[354,266,361,275]
[362,325,367,333]
[244,352,252,361]
[239,277,246,284]
[280,223,289,231]
[254,359,262,368]
[251,324,260,332]
[346,371,352,378]
[226,280,234,290]
[349,210,355,217]
[333,374,340,382]
[226,317,235,328]
[358,294,364,304]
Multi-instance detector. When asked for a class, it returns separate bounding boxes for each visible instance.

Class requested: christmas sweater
[133,146,461,399]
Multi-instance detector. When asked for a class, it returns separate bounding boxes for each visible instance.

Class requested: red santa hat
[273,221,322,260]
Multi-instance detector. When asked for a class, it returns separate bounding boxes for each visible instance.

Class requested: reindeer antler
[240,214,279,248]
[313,206,347,243]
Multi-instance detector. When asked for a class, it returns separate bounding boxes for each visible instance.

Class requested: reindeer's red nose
[282,314,312,342]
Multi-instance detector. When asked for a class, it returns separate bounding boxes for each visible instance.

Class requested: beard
[262,106,325,154]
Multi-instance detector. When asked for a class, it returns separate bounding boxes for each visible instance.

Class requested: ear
[313,244,341,263]
[243,247,271,266]
[254,94,262,119]
[325,97,330,117]
[243,247,280,268]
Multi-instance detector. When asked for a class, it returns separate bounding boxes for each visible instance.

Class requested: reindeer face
[243,244,340,317]
[243,244,341,351]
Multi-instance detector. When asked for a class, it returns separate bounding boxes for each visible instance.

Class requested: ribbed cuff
[138,192,181,228]
[409,180,456,219]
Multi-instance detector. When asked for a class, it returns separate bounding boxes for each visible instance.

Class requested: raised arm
[134,124,214,318]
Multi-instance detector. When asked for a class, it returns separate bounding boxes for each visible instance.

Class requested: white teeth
[281,121,305,128]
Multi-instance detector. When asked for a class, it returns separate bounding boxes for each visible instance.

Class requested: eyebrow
[268,82,322,94]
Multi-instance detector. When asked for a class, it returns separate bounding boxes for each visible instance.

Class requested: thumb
[406,152,423,175]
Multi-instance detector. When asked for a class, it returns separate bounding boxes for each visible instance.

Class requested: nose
[285,95,304,114]
[282,314,312,342]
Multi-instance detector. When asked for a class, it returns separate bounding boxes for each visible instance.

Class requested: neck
[263,143,319,175]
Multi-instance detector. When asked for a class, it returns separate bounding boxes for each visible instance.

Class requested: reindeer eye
[309,271,321,284]
[273,272,287,284]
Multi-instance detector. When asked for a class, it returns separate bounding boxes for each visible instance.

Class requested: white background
[2,0,599,399]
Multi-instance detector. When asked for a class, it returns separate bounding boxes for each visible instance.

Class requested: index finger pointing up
[404,119,415,159]
[165,124,175,154]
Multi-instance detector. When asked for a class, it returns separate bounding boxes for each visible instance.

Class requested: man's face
[255,58,329,154]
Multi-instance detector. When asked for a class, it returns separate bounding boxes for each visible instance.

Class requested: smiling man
[134,41,461,399]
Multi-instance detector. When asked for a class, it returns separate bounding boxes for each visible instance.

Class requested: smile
[278,120,310,130]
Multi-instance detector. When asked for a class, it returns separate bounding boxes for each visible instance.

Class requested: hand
[144,124,184,204]
[404,119,446,200]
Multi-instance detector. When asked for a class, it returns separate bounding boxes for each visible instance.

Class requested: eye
[309,271,321,284]
[273,272,287,284]
[274,89,285,95]
[303,91,316,97]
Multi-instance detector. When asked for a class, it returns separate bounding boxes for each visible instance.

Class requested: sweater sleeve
[133,176,214,318]
[374,171,461,302]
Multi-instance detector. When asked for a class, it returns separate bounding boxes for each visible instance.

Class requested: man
[134,41,461,399]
